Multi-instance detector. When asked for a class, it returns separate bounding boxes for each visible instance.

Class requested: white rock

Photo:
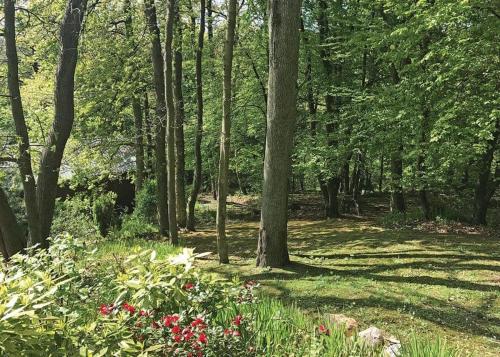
[358,326,385,347]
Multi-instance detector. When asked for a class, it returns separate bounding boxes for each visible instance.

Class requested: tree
[144,0,169,236]
[216,0,238,264]
[256,0,302,268]
[164,0,178,244]
[173,4,187,228]
[3,0,88,249]
[4,0,41,246]
[187,0,205,231]
[124,0,145,193]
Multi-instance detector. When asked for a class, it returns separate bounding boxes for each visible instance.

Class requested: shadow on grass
[183,216,500,345]
[261,277,500,340]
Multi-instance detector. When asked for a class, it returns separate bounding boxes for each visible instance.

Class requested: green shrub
[113,214,158,240]
[134,179,158,224]
[52,195,99,240]
[92,192,117,237]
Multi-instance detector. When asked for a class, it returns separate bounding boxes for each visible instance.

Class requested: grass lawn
[175,195,500,356]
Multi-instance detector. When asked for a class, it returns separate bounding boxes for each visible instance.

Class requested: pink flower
[233,315,243,326]
[232,330,241,337]
[182,327,194,341]
[198,333,208,344]
[139,310,148,317]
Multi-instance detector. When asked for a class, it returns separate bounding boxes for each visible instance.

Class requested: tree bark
[417,106,431,220]
[390,146,406,213]
[389,63,406,214]
[0,187,25,259]
[256,0,302,268]
[173,5,187,229]
[317,0,341,218]
[379,154,384,192]
[472,118,499,225]
[164,0,178,244]
[144,0,169,236]
[36,0,87,245]
[187,0,205,231]
[216,0,237,264]
[124,0,145,193]
[4,0,41,246]
[144,93,154,176]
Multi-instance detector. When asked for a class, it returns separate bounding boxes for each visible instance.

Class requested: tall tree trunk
[256,0,302,268]
[317,0,341,218]
[0,187,25,259]
[36,0,87,245]
[379,153,384,192]
[4,0,41,246]
[164,0,178,244]
[173,6,187,228]
[389,63,406,214]
[207,0,213,41]
[472,119,499,225]
[417,106,431,220]
[301,18,328,206]
[216,0,237,264]
[124,0,145,193]
[187,0,205,231]
[390,146,406,213]
[144,0,169,236]
[144,93,154,176]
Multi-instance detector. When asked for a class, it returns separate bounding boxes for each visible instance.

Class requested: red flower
[163,314,180,327]
[318,324,330,336]
[198,333,208,344]
[99,304,114,316]
[224,328,232,335]
[183,282,195,290]
[173,334,182,343]
[122,302,136,315]
[171,325,181,334]
[191,317,205,329]
[233,315,243,326]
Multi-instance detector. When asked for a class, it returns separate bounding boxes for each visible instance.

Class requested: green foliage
[113,214,157,240]
[92,192,117,237]
[403,336,458,357]
[134,179,158,224]
[52,195,98,240]
[0,234,91,356]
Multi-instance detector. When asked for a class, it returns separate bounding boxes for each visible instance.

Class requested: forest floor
[178,193,500,356]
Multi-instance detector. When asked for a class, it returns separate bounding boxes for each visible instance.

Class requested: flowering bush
[83,248,257,356]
